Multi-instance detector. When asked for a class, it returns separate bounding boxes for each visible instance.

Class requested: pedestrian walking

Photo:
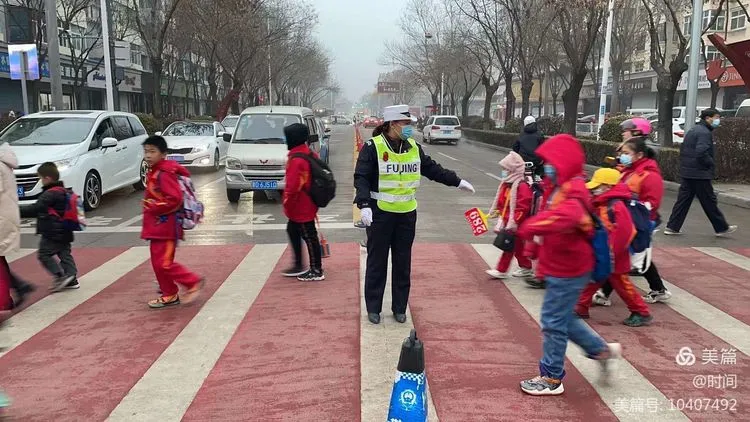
[594,125,672,305]
[512,116,544,177]
[0,142,21,311]
[486,151,534,280]
[665,109,737,236]
[19,162,79,292]
[354,104,475,325]
[516,134,620,396]
[280,123,325,281]
[141,135,204,308]
[575,168,653,327]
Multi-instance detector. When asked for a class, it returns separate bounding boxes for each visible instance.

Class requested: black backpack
[291,153,336,207]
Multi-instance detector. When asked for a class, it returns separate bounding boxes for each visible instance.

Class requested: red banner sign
[465,207,489,236]
[719,66,745,87]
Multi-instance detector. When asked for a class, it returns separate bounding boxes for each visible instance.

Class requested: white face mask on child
[501,170,509,179]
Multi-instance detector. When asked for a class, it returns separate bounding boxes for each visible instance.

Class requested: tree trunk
[151,58,164,118]
[461,93,471,119]
[538,72,544,116]
[709,80,721,108]
[611,66,622,114]
[552,93,558,115]
[561,71,587,135]
[654,73,679,147]
[482,77,500,129]
[520,77,533,117]
[503,73,515,122]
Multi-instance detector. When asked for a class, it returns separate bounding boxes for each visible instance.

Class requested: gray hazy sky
[313,0,405,102]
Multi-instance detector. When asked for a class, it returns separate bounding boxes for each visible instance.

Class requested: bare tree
[609,0,649,113]
[551,0,606,134]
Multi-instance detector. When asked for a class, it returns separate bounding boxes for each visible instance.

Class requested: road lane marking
[21,222,356,234]
[107,244,286,422]
[693,247,750,272]
[485,172,503,181]
[0,247,150,359]
[437,152,458,161]
[359,248,439,422]
[472,244,688,422]
[6,249,35,262]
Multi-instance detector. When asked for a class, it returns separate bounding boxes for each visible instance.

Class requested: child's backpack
[291,153,337,208]
[525,162,545,216]
[577,199,612,282]
[176,175,204,230]
[607,198,652,253]
[48,187,86,231]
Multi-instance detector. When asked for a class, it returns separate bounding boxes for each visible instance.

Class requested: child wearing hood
[486,152,533,279]
[574,168,653,327]
[516,134,620,396]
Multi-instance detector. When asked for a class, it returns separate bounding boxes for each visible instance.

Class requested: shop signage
[719,66,745,87]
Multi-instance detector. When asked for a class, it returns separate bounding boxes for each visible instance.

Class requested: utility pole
[45,0,64,110]
[267,17,273,106]
[684,0,704,132]
[100,0,115,110]
[596,0,614,140]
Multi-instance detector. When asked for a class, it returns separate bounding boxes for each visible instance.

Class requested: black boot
[368,313,381,324]
[393,313,407,323]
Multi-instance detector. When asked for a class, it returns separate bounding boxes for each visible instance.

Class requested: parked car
[221,115,239,135]
[363,116,379,128]
[155,121,228,171]
[314,117,331,164]
[422,115,462,145]
[736,99,750,118]
[671,106,722,144]
[223,106,319,203]
[1,110,149,210]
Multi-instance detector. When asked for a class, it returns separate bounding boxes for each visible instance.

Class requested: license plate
[17,186,24,198]
[442,130,452,134]
[167,155,183,162]
[251,180,278,190]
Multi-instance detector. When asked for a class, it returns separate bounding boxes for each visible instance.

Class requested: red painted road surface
[0,244,747,421]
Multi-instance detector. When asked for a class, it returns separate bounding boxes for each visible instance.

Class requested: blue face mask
[619,154,633,167]
[711,118,720,128]
[543,164,556,182]
[500,170,509,179]
[400,125,414,140]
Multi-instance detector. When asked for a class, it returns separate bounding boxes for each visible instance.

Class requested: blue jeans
[539,274,608,380]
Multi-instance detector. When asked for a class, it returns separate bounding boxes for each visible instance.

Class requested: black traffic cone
[387,329,428,421]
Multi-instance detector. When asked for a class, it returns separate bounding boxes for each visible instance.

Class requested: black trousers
[667,178,729,233]
[602,260,665,296]
[38,238,77,279]
[286,220,322,271]
[1,257,33,293]
[364,208,417,314]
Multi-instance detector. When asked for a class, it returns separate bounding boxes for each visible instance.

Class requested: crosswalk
[1,243,748,421]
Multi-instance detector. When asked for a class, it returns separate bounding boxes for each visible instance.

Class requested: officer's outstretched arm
[417,144,461,187]
[354,141,376,209]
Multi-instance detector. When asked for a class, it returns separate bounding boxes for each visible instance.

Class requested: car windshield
[0,117,95,146]
[163,122,214,136]
[736,107,750,118]
[672,109,683,118]
[435,117,459,125]
[222,117,238,128]
[232,114,301,144]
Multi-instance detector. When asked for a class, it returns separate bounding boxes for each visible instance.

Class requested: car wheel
[133,159,148,190]
[213,150,220,171]
[227,188,241,203]
[83,171,102,211]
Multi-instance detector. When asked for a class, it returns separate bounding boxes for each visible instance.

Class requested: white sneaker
[716,225,738,237]
[485,269,508,279]
[512,268,534,278]
[597,342,622,384]
[592,290,612,307]
[644,289,672,303]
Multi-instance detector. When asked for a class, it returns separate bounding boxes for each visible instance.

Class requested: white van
[1,110,148,210]
[671,106,723,144]
[223,106,322,203]
[736,99,750,118]
[626,108,657,116]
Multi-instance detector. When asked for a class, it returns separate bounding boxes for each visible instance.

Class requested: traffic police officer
[354,105,475,324]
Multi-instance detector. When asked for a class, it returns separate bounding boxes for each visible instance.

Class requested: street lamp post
[684,0,704,132]
[100,0,115,110]
[596,0,615,141]
[45,0,64,110]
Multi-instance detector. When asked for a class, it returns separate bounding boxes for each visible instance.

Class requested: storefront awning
[708,34,749,93]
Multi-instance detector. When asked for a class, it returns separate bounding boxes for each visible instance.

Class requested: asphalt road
[19,124,749,248]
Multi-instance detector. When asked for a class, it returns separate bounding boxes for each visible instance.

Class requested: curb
[462,138,750,210]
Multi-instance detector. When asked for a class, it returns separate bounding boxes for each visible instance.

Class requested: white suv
[223,106,320,203]
[422,115,462,144]
[1,110,148,210]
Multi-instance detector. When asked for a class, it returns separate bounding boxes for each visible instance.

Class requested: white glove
[458,180,475,193]
[360,207,373,226]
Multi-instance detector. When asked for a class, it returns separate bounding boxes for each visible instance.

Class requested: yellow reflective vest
[370,135,421,213]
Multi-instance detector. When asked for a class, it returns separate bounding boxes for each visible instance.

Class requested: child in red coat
[141,136,204,309]
[575,168,652,327]
[281,123,324,282]
[486,152,533,279]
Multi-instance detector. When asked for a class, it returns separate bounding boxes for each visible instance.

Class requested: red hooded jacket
[495,182,532,227]
[621,157,663,221]
[141,159,190,240]
[517,134,594,278]
[283,143,319,223]
[592,182,636,274]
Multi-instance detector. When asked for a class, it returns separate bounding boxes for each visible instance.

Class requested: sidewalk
[462,138,750,210]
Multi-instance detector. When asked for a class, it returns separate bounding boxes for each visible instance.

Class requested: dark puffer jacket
[512,123,544,167]
[679,121,715,180]
[20,181,74,243]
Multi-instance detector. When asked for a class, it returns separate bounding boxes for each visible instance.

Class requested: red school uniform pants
[150,240,201,297]
[577,273,650,316]
[495,238,533,273]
